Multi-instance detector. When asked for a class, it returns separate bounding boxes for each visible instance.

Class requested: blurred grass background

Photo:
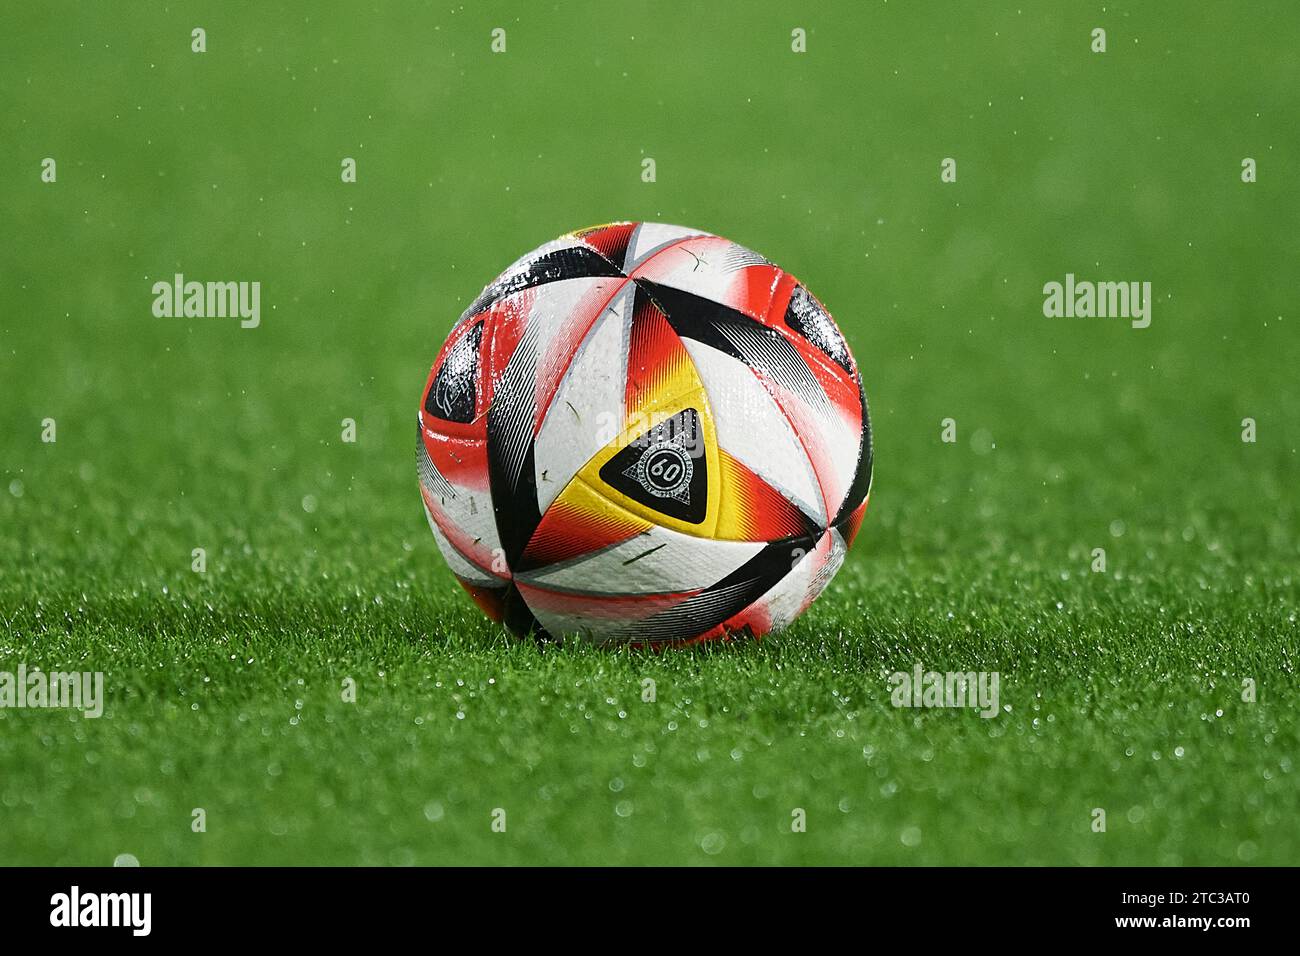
[0,1,1296,864]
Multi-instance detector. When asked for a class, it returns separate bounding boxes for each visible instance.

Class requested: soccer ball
[417,223,872,646]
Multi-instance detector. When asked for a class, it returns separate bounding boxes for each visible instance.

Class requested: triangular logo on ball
[598,408,708,524]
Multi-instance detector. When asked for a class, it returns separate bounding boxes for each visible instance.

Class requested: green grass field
[2,1,1297,865]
